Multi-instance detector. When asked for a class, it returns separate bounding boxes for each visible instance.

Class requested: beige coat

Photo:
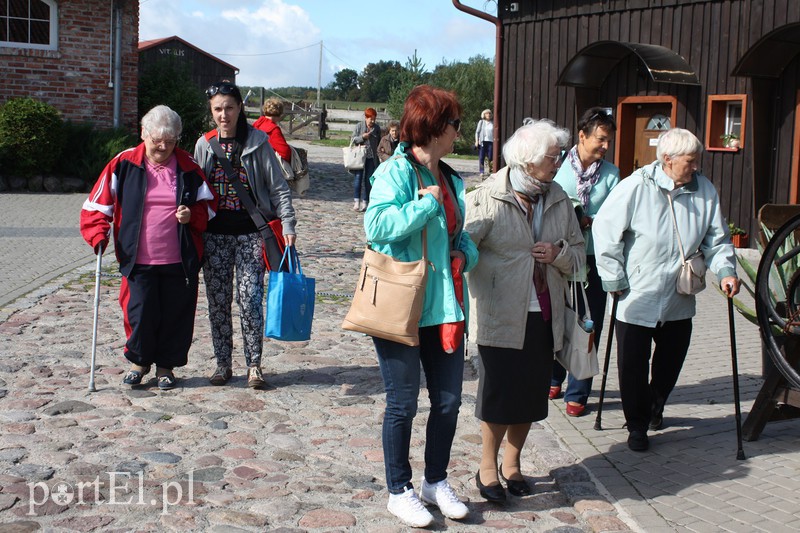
[465,167,585,351]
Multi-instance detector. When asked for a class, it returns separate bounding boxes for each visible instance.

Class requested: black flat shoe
[123,366,151,386]
[499,464,531,496]
[475,470,506,503]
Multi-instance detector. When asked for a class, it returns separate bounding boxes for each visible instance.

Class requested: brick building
[0,0,139,130]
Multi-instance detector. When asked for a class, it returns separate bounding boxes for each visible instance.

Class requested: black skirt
[475,312,554,425]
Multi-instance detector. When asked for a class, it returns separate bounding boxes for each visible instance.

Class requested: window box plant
[729,222,749,248]
[721,132,740,150]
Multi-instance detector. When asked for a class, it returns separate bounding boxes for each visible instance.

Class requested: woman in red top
[253,98,291,163]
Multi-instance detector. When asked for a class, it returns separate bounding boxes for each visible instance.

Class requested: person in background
[593,128,740,452]
[365,85,478,528]
[80,105,217,391]
[351,107,381,211]
[194,81,297,390]
[253,97,291,164]
[550,107,620,417]
[465,120,584,502]
[378,120,400,163]
[474,108,494,177]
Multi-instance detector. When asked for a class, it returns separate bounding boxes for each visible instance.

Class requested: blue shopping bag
[264,246,315,341]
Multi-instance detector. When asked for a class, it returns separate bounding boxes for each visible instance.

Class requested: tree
[331,68,360,100]
[387,51,431,120]
[429,55,495,150]
[358,60,405,103]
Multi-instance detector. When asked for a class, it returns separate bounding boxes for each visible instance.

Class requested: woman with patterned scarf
[550,107,620,417]
[465,120,585,502]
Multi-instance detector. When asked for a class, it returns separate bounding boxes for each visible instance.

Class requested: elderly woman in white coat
[593,128,740,452]
[465,120,585,502]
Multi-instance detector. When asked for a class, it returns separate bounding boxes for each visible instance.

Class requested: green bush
[0,97,64,176]
[56,121,137,183]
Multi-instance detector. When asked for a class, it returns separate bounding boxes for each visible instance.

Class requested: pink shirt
[137,154,181,265]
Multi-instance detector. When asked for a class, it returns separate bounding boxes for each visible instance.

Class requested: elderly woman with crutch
[80,105,217,391]
[592,128,740,451]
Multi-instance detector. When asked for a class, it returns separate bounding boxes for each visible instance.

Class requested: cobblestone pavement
[0,142,798,532]
[0,145,621,532]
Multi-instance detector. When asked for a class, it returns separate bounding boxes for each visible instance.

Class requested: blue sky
[139,0,497,89]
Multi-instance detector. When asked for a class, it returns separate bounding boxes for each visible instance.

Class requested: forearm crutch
[88,248,102,393]
[594,293,619,431]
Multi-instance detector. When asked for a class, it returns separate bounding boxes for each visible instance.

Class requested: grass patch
[311,138,350,148]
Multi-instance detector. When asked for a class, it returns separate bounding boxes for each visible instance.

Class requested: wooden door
[615,96,677,178]
[633,105,672,170]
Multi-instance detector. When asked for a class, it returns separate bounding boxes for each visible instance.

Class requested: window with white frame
[0,0,57,50]
[705,95,747,151]
[725,102,742,138]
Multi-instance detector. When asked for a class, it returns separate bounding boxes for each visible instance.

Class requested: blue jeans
[352,157,377,201]
[373,326,464,493]
[551,255,607,404]
[478,141,493,173]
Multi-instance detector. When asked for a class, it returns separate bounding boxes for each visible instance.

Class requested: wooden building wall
[138,40,236,93]
[498,0,800,235]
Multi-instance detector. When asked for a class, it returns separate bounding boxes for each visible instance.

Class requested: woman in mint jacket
[363,85,478,529]
[551,108,620,417]
[593,128,740,452]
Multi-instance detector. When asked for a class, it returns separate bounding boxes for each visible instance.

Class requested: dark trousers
[478,141,493,173]
[373,326,464,493]
[120,263,198,370]
[615,318,692,432]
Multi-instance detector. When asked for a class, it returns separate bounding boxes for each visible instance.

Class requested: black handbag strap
[208,136,283,270]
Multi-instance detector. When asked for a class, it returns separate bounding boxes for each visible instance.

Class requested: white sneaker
[420,478,468,520]
[387,487,434,528]
[352,199,360,211]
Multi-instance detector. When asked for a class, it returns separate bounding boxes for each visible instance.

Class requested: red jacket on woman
[253,116,291,162]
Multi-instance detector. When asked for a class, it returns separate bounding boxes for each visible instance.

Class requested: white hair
[502,119,570,168]
[140,105,182,140]
[656,128,703,163]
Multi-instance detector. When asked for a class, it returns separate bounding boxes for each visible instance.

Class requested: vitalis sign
[158,48,185,57]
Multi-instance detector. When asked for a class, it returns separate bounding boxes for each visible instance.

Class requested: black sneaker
[628,430,649,451]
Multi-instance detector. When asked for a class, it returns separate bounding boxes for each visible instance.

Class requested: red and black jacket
[80,142,218,278]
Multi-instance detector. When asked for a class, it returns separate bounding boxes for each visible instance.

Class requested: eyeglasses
[447,118,461,132]
[543,152,564,165]
[150,137,178,146]
[205,82,238,99]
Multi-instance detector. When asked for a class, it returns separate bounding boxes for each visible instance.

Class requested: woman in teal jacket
[593,128,740,452]
[551,108,620,417]
[363,85,478,529]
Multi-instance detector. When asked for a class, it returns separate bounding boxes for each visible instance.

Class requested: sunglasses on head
[206,83,238,99]
[587,110,609,122]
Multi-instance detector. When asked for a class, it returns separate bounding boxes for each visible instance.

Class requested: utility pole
[317,41,322,109]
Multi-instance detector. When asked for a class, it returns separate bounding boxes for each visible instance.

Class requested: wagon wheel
[755,213,800,390]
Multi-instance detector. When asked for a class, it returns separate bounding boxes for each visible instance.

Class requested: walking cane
[727,295,746,460]
[88,247,102,393]
[594,293,619,431]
